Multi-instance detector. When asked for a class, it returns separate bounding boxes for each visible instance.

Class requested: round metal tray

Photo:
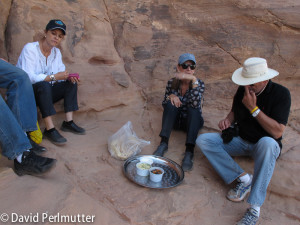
[123,155,184,189]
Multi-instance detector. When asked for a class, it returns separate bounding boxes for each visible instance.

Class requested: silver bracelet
[252,109,261,117]
[49,74,56,81]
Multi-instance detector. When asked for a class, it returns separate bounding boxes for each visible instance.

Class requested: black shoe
[153,142,168,157]
[61,121,86,135]
[181,151,194,172]
[43,128,67,145]
[28,137,47,154]
[14,151,56,176]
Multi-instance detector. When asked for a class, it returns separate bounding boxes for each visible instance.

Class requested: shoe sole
[60,126,86,135]
[182,164,193,172]
[30,149,47,154]
[226,189,251,202]
[14,159,57,177]
[43,136,67,146]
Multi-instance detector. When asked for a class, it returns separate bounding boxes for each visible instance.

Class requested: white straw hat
[232,57,279,86]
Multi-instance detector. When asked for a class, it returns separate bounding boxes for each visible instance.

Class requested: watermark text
[0,212,95,223]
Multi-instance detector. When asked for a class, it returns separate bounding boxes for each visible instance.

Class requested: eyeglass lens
[181,64,196,70]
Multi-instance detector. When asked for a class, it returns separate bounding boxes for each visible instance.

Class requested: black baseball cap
[45,19,66,35]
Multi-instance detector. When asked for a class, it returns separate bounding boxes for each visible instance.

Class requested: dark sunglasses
[180,63,196,70]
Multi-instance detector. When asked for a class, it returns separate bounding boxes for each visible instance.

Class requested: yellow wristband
[250,106,258,114]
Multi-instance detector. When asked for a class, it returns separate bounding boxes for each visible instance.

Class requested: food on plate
[151,169,163,174]
[137,163,151,170]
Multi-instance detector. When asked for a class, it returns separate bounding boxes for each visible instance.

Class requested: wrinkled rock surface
[0,0,299,224]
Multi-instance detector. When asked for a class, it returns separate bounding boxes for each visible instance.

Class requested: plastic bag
[28,121,43,144]
[108,121,150,160]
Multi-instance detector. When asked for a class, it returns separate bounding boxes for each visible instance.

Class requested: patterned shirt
[162,77,205,118]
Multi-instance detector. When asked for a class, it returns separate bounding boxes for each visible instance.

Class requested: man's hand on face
[242,86,257,111]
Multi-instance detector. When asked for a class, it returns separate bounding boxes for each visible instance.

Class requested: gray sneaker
[237,208,259,225]
[227,175,252,202]
[153,142,168,157]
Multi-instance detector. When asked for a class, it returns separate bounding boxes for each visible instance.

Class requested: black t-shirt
[232,80,291,146]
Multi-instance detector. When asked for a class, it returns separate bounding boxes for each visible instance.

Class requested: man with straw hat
[196,57,291,225]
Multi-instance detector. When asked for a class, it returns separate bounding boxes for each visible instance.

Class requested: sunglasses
[180,63,196,70]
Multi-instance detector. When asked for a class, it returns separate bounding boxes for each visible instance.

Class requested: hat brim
[232,67,279,86]
[49,27,66,35]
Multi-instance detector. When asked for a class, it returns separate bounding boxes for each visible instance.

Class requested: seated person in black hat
[153,53,205,172]
[196,57,291,225]
[16,19,85,146]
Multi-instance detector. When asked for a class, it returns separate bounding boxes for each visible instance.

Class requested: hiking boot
[227,175,253,202]
[237,208,259,225]
[14,151,56,176]
[153,142,168,157]
[28,136,47,154]
[181,151,194,172]
[43,128,67,145]
[61,121,86,135]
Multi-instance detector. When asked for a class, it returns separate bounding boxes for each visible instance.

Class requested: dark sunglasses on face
[180,63,196,70]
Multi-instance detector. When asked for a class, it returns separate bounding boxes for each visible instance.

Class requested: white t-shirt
[16,41,65,84]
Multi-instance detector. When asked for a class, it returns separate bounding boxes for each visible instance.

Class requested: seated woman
[17,19,85,145]
[153,53,205,171]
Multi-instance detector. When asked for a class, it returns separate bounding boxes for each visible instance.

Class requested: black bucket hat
[45,19,66,35]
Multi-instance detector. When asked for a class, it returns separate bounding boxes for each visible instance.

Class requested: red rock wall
[1,1,299,115]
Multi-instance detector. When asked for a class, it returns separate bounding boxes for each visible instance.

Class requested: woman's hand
[169,94,182,108]
[55,71,69,80]
[175,72,196,82]
[68,76,80,84]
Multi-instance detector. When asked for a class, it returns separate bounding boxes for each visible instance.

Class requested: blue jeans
[196,133,280,206]
[0,60,37,159]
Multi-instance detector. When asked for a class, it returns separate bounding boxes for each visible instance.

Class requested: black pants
[33,81,78,118]
[159,101,204,145]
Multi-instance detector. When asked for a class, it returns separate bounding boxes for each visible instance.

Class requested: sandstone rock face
[0,0,12,59]
[0,0,299,224]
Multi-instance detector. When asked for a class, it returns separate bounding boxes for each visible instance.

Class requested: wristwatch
[252,109,261,117]
[192,80,199,85]
[49,74,56,81]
